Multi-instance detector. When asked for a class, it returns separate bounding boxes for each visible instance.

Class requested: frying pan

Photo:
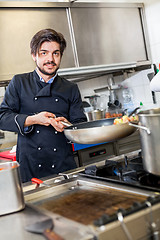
[62,118,136,144]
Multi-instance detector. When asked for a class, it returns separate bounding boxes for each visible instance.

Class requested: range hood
[58,61,151,82]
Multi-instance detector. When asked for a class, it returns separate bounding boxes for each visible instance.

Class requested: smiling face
[32,41,61,82]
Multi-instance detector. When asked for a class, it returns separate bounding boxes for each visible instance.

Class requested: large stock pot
[130,108,160,176]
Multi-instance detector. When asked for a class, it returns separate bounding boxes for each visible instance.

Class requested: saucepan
[62,118,136,144]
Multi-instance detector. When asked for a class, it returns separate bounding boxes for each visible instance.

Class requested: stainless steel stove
[21,151,160,240]
[1,150,160,240]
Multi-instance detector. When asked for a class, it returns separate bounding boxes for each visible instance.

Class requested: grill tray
[33,177,152,226]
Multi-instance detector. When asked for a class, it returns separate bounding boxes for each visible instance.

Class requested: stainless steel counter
[0,202,95,240]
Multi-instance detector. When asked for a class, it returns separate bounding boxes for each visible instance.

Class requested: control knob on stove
[94,214,110,227]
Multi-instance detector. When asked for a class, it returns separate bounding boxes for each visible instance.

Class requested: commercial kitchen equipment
[129,108,160,177]
[0,2,151,86]
[0,161,25,216]
[1,150,160,240]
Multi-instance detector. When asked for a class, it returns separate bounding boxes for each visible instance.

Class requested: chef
[0,28,87,183]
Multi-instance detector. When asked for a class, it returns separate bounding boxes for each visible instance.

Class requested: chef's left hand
[50,117,70,132]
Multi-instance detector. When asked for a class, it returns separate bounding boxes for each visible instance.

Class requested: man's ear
[32,54,36,62]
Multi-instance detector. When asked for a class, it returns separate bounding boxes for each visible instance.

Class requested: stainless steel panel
[77,142,115,166]
[25,176,157,204]
[0,2,151,82]
[115,131,141,155]
[0,7,75,81]
[71,7,147,66]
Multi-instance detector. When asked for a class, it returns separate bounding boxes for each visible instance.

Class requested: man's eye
[54,52,60,56]
[41,52,46,55]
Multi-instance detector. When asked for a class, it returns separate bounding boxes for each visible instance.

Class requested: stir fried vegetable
[114,115,139,124]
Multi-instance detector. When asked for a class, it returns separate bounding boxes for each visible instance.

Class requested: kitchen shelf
[58,61,151,82]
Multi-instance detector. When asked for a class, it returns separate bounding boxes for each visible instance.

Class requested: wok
[63,118,136,144]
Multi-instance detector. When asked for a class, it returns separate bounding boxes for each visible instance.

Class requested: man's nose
[48,53,54,61]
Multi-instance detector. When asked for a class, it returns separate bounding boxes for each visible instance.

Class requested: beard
[36,61,59,76]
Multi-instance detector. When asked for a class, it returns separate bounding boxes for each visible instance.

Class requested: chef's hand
[24,112,56,127]
[50,117,70,132]
[24,112,70,132]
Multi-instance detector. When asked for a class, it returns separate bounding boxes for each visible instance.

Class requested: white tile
[145,1,160,46]
[141,69,155,85]
[154,92,160,105]
[144,85,154,104]
[131,86,146,106]
[150,43,160,65]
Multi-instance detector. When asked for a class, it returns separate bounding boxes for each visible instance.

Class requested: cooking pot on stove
[0,161,25,215]
[129,108,160,176]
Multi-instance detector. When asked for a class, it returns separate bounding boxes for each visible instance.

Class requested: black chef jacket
[0,70,87,182]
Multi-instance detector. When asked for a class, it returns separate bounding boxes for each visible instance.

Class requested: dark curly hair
[30,28,67,56]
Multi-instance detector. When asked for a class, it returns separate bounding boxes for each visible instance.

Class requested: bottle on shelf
[122,87,134,115]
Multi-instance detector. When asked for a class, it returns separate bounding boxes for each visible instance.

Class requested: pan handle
[60,120,72,127]
[44,229,65,240]
[128,107,140,117]
[129,122,151,135]
[49,116,72,127]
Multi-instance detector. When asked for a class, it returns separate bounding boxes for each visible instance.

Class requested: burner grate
[83,151,160,192]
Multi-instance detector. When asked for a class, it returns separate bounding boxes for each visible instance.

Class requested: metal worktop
[0,202,95,240]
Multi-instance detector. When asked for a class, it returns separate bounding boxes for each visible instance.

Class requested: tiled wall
[121,69,160,110]
[124,0,160,110]
[77,68,160,111]
[144,0,160,65]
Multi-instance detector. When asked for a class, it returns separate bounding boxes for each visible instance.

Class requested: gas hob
[81,151,160,193]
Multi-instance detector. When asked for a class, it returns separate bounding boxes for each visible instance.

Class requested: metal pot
[129,108,160,176]
[0,161,25,215]
[85,109,105,121]
[63,118,136,144]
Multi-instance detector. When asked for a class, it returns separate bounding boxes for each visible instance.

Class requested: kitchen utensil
[62,118,136,144]
[85,109,105,121]
[82,101,91,108]
[0,161,25,216]
[147,64,157,104]
[25,218,64,240]
[84,95,100,110]
[31,178,50,188]
[128,107,140,117]
[129,108,160,176]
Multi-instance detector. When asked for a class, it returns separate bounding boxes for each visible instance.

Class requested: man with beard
[0,29,87,183]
